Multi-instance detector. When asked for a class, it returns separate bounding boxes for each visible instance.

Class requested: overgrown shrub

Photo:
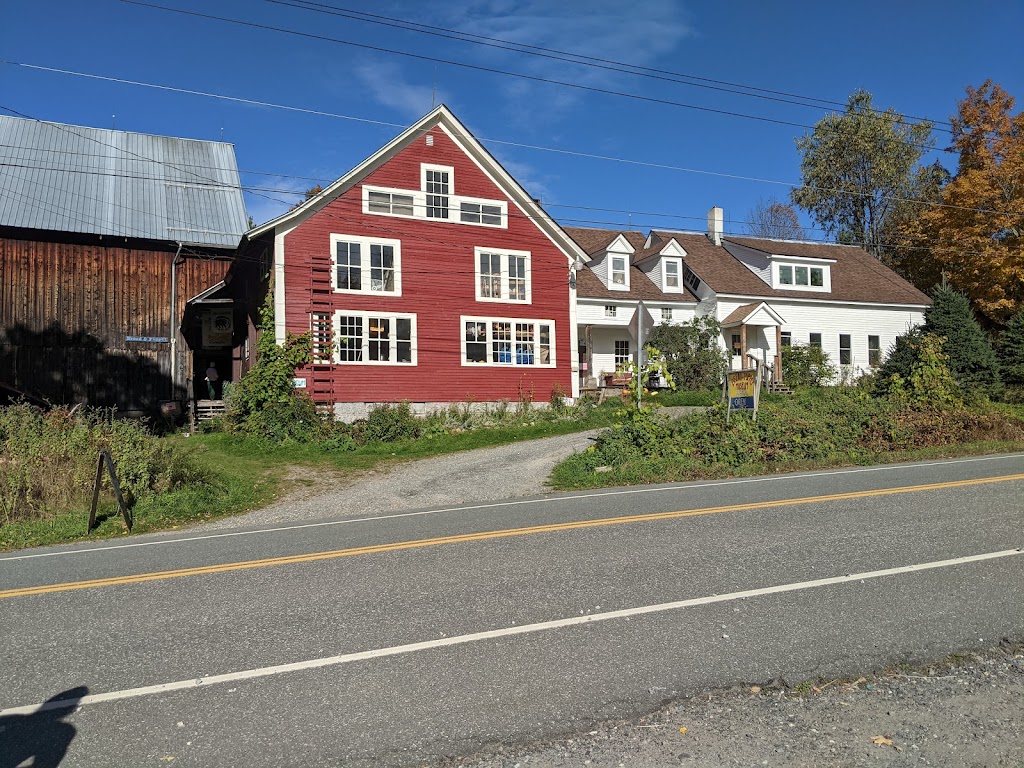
[361,402,421,443]
[648,317,728,390]
[0,404,208,523]
[781,343,837,387]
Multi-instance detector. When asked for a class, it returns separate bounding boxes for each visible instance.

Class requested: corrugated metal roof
[0,115,248,248]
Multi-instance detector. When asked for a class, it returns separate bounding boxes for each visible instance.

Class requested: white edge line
[2,547,1020,716]
[2,453,1022,563]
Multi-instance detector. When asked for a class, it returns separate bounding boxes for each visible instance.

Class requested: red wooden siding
[282,126,574,404]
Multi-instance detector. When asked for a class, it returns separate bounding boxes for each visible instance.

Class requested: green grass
[0,401,624,552]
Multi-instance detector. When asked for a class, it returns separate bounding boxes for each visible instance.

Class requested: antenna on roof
[112,114,116,130]
[431,66,437,109]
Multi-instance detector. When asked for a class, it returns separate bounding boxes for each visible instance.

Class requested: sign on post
[724,366,763,422]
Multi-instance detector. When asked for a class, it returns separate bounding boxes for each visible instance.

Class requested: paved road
[1,453,1023,766]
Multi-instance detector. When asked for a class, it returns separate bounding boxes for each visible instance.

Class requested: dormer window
[610,256,628,288]
[663,259,682,292]
[773,260,831,292]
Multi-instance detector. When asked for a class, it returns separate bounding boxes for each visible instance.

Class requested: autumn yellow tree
[920,81,1024,326]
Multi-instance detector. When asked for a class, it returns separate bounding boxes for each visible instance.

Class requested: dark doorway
[194,349,233,401]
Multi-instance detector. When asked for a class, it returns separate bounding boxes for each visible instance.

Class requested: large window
[331,235,401,295]
[335,312,416,365]
[462,317,554,366]
[614,339,631,367]
[839,334,852,365]
[868,335,881,366]
[475,248,531,303]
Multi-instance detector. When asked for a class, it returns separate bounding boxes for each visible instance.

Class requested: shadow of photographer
[0,687,87,768]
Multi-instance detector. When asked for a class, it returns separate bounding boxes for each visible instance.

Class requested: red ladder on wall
[308,254,335,412]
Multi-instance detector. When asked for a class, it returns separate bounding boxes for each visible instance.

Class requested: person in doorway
[205,362,220,400]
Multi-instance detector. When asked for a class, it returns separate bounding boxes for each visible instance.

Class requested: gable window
[614,339,631,367]
[335,311,416,365]
[475,248,531,303]
[460,200,504,226]
[839,334,852,365]
[604,305,617,318]
[868,335,881,366]
[367,189,415,217]
[663,260,681,291]
[424,166,450,219]
[331,235,401,295]
[809,332,822,348]
[662,307,673,322]
[610,256,628,288]
[684,267,701,293]
[462,317,554,366]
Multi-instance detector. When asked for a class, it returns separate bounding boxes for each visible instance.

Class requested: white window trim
[460,316,556,368]
[474,247,532,304]
[772,261,832,292]
[457,196,508,229]
[333,310,417,366]
[421,163,455,194]
[330,234,402,296]
[362,185,423,221]
[662,258,683,292]
[609,255,630,291]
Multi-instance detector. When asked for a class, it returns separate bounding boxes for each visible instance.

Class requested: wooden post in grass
[88,451,133,533]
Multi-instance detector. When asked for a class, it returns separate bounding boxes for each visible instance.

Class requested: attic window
[683,267,701,293]
[775,262,829,291]
[610,256,628,288]
[663,259,681,291]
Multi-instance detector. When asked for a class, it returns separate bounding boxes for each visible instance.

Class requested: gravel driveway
[203,429,600,530]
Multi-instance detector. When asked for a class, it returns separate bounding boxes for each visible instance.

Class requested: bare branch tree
[746,197,807,240]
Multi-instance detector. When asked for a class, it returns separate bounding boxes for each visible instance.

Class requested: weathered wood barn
[0,115,257,416]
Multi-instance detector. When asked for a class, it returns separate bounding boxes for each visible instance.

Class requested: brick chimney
[707,206,724,246]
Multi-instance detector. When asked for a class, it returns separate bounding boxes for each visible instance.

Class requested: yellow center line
[3,472,1023,600]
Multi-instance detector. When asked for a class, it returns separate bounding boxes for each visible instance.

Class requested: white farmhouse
[567,207,930,388]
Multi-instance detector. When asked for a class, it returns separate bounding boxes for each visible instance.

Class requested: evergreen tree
[924,285,1002,397]
[997,311,1024,388]
[873,327,924,396]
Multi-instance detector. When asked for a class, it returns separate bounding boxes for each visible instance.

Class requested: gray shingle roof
[0,115,248,248]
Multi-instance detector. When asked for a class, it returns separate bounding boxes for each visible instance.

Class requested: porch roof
[721,301,787,328]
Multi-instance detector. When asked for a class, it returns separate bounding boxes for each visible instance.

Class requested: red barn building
[245,106,587,420]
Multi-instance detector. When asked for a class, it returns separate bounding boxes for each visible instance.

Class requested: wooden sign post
[87,451,133,532]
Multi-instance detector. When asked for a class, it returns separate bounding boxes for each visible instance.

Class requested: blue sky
[3,0,1022,236]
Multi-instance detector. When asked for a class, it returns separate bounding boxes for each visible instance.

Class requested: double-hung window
[462,317,554,366]
[662,307,673,322]
[424,166,450,219]
[475,248,531,303]
[331,235,401,295]
[839,334,852,365]
[663,260,681,291]
[604,305,617,318]
[335,312,416,365]
[868,335,881,366]
[809,332,822,348]
[610,256,628,288]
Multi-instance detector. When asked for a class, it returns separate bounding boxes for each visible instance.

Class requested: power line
[267,0,953,132]
[119,0,943,149]
[1,99,1012,224]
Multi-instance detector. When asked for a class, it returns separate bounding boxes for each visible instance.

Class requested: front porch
[722,302,787,385]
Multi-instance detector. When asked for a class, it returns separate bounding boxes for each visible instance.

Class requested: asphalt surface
[1,453,1023,766]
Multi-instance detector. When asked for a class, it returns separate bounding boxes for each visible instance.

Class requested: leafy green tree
[647,316,728,390]
[997,311,1024,388]
[924,285,1001,397]
[791,90,933,257]
[781,344,837,388]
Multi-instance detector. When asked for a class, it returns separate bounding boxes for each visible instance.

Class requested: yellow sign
[728,370,756,399]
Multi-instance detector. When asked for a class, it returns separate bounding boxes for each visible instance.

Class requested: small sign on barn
[201,310,233,348]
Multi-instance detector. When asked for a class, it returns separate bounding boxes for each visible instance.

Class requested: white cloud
[353,59,445,120]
